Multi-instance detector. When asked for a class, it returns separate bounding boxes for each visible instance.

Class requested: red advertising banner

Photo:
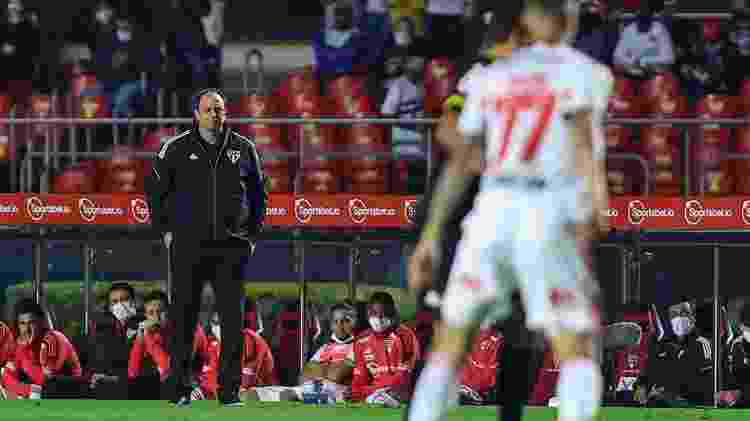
[1,194,750,231]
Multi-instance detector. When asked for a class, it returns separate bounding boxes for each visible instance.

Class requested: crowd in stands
[4,282,750,408]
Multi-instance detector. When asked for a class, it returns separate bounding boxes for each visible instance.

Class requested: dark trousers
[166,238,247,402]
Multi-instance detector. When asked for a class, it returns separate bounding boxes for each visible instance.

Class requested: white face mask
[369,316,392,333]
[211,324,221,340]
[116,29,132,42]
[395,31,411,46]
[111,301,135,321]
[671,316,694,337]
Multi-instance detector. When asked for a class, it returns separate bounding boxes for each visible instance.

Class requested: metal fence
[7,115,750,195]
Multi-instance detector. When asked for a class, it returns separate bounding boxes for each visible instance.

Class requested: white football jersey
[552,44,614,161]
[458,43,594,181]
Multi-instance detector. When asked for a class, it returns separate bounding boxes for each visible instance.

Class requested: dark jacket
[636,332,714,405]
[726,337,750,406]
[145,128,267,246]
[0,16,41,81]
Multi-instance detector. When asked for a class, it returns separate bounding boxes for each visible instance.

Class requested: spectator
[1,299,85,399]
[0,321,14,368]
[191,311,275,401]
[381,52,426,193]
[313,2,372,90]
[127,290,171,399]
[390,0,426,37]
[248,302,357,402]
[724,8,750,93]
[573,0,619,66]
[675,22,730,100]
[634,301,713,407]
[90,15,161,118]
[200,0,225,89]
[424,0,465,58]
[87,282,142,399]
[350,291,420,407]
[613,0,675,78]
[458,322,504,405]
[0,0,41,114]
[362,0,393,41]
[718,302,750,408]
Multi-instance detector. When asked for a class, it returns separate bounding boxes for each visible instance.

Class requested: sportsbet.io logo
[683,199,732,225]
[294,198,313,224]
[404,199,418,224]
[348,198,368,224]
[627,199,674,225]
[79,198,98,222]
[742,200,750,225]
[26,196,45,222]
[130,198,150,224]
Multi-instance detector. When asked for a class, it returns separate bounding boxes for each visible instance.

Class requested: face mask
[671,316,694,337]
[111,301,134,321]
[117,29,132,42]
[211,324,221,340]
[395,31,411,47]
[369,316,392,333]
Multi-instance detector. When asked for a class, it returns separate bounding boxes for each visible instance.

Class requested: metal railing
[5,116,750,196]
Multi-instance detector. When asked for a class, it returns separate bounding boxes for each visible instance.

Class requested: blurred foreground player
[145,88,268,407]
[410,2,545,421]
[408,2,607,421]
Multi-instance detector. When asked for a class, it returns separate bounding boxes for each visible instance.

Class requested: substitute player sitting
[408,2,607,421]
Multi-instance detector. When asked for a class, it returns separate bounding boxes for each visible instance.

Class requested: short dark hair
[483,0,525,43]
[108,282,135,301]
[143,290,168,306]
[191,88,227,113]
[15,298,45,321]
[369,291,398,319]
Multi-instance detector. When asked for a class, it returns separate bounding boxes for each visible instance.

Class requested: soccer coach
[145,88,268,406]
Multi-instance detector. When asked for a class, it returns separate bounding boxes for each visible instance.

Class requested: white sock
[557,358,602,421]
[408,353,456,421]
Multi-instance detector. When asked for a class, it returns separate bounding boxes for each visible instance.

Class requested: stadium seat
[53,161,97,193]
[424,58,458,115]
[0,94,11,161]
[640,72,681,105]
[277,67,319,114]
[391,160,410,194]
[264,167,292,193]
[96,145,144,193]
[702,18,724,43]
[297,169,341,193]
[231,93,286,149]
[74,94,112,119]
[692,95,736,195]
[142,127,178,153]
[609,76,642,117]
[605,125,642,195]
[640,125,682,196]
[328,75,368,115]
[27,94,58,142]
[646,92,689,118]
[740,79,750,115]
[733,126,750,194]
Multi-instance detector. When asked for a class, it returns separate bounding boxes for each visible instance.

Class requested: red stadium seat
[53,161,97,193]
[28,94,57,140]
[740,79,750,115]
[733,126,750,194]
[74,95,111,119]
[605,125,642,195]
[692,95,736,195]
[277,67,319,114]
[297,169,341,193]
[142,127,178,153]
[97,145,144,193]
[640,73,681,104]
[264,167,292,193]
[391,160,410,194]
[646,93,689,118]
[231,94,287,149]
[328,75,368,115]
[702,18,724,43]
[424,58,458,115]
[640,125,682,196]
[0,94,12,161]
[609,77,642,117]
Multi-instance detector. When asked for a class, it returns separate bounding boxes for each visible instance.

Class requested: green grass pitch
[1,401,749,421]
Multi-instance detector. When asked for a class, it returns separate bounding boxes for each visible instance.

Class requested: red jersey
[459,329,503,397]
[196,329,275,399]
[2,330,82,398]
[0,321,14,367]
[351,324,421,402]
[529,347,560,406]
[128,329,172,381]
